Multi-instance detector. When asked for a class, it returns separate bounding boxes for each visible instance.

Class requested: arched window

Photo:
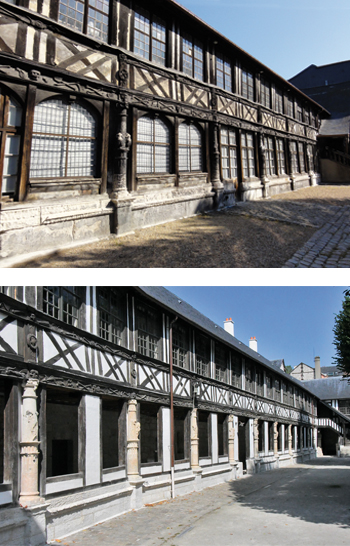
[30,99,97,179]
[179,123,202,172]
[136,115,170,174]
[0,89,22,198]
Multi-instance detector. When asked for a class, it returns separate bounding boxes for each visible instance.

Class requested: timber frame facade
[0,286,348,545]
[0,0,328,263]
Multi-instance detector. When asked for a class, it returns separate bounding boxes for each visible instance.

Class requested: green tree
[285,365,293,374]
[333,289,350,378]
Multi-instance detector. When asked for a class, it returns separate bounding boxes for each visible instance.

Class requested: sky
[164,286,346,370]
[176,0,350,80]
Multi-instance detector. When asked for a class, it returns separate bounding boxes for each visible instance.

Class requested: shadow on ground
[228,456,350,529]
[15,212,315,268]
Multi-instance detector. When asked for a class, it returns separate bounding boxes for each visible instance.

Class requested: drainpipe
[169,316,178,499]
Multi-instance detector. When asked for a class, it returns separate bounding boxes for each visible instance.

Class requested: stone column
[273,422,278,457]
[126,399,141,483]
[190,408,201,471]
[19,376,40,506]
[228,414,235,465]
[254,418,259,459]
[288,424,293,456]
[259,134,270,198]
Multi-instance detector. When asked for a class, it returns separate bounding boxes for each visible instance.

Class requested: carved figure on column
[288,424,293,456]
[211,121,224,196]
[253,418,259,459]
[126,399,141,482]
[273,422,278,456]
[190,408,200,471]
[111,97,132,200]
[19,373,41,506]
[228,414,235,465]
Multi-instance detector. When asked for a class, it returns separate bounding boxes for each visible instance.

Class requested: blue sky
[164,286,346,370]
[176,0,349,80]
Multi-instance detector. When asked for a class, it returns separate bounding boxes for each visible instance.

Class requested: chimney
[314,356,321,379]
[249,336,258,352]
[224,318,234,336]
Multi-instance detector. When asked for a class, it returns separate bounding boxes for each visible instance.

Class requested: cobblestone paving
[225,187,350,268]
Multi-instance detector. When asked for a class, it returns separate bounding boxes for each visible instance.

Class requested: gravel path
[14,185,350,268]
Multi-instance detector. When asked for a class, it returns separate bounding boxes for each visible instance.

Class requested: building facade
[0,0,326,263]
[0,286,348,545]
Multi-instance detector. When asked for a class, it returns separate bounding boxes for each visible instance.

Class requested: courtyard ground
[51,457,350,546]
[13,185,350,268]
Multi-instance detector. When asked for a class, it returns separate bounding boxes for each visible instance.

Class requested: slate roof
[290,60,350,89]
[303,377,350,400]
[138,287,317,395]
[320,116,350,137]
[320,366,342,377]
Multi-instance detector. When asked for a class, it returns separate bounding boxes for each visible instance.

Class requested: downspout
[169,316,178,499]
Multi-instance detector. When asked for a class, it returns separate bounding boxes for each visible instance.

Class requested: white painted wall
[85,395,101,486]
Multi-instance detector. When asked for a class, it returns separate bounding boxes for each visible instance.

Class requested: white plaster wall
[162,407,171,472]
[85,395,101,486]
[211,413,218,464]
[0,313,18,354]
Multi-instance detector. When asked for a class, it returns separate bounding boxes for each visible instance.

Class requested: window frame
[0,87,23,199]
[276,138,286,175]
[241,132,256,179]
[133,7,167,66]
[195,331,210,377]
[216,55,232,92]
[56,0,110,43]
[264,136,276,176]
[42,286,83,328]
[241,69,254,101]
[181,33,204,81]
[172,321,190,369]
[220,127,238,181]
[260,77,270,109]
[97,287,127,347]
[135,300,162,360]
[178,122,203,173]
[136,114,171,175]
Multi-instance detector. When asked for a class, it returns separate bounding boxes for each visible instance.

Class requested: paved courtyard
[51,457,350,546]
[13,185,350,268]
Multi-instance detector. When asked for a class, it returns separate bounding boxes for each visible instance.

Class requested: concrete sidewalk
[53,457,350,546]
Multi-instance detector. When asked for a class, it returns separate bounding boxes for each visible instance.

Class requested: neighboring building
[0,0,326,264]
[271,359,286,373]
[303,377,350,457]
[0,286,348,545]
[290,362,316,381]
[290,61,350,183]
[320,365,342,378]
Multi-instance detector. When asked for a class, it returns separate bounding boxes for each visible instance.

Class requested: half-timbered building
[0,0,327,263]
[0,286,348,545]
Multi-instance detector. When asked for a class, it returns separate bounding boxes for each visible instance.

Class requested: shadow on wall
[228,456,350,529]
[1,505,47,546]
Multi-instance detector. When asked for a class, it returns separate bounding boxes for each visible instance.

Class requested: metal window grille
[220,128,237,179]
[179,123,202,172]
[30,100,96,179]
[136,116,170,174]
[276,139,286,174]
[43,286,80,326]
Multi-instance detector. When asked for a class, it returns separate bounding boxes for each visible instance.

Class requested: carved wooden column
[190,408,200,470]
[288,424,293,456]
[19,375,40,506]
[273,422,278,457]
[254,418,259,459]
[228,414,235,465]
[259,133,269,198]
[126,399,141,482]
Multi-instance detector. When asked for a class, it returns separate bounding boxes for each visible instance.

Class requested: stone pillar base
[214,187,225,209]
[111,195,135,236]
[129,477,145,510]
[262,177,270,199]
[192,467,203,491]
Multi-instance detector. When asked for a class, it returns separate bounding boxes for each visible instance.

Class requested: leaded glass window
[274,379,281,401]
[290,141,299,173]
[245,361,255,393]
[266,374,273,399]
[195,332,210,377]
[264,136,276,176]
[215,342,228,382]
[275,89,283,114]
[296,103,303,122]
[220,128,237,180]
[287,97,294,118]
[260,77,270,108]
[58,0,109,42]
[97,288,126,346]
[0,89,22,197]
[43,287,81,327]
[179,123,202,172]
[172,322,189,368]
[276,139,286,175]
[241,132,255,179]
[231,352,242,388]
[307,144,314,171]
[134,9,166,66]
[256,370,264,397]
[30,99,97,179]
[136,116,170,174]
[241,70,254,101]
[216,56,232,92]
[135,301,161,360]
[182,35,203,81]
